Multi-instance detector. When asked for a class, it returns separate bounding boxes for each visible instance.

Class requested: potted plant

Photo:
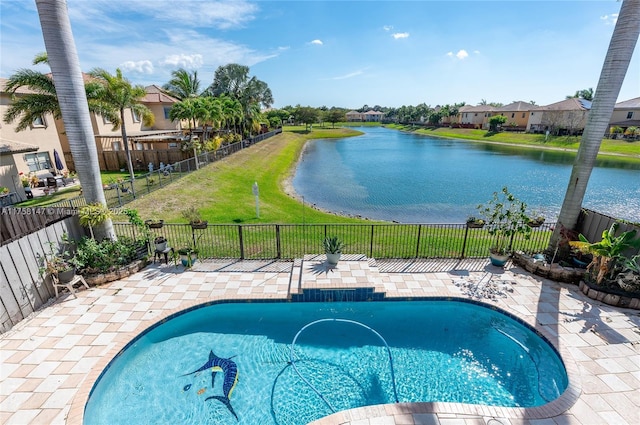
[323,236,344,266]
[476,187,532,267]
[177,247,198,267]
[466,216,485,228]
[39,241,76,283]
[569,223,640,284]
[144,218,164,229]
[182,206,208,229]
[154,236,167,252]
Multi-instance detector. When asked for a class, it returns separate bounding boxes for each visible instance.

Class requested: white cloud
[383,25,393,31]
[120,60,154,74]
[310,39,323,45]
[600,13,618,25]
[447,50,469,60]
[332,70,364,80]
[68,0,258,30]
[392,32,409,40]
[473,50,481,55]
[160,54,203,69]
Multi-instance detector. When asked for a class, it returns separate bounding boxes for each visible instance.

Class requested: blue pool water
[84,300,568,425]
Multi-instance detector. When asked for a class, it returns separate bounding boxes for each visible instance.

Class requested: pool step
[288,254,387,299]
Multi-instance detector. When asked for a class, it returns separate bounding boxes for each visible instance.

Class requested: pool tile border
[68,284,582,424]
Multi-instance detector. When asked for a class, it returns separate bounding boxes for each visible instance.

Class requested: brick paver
[1,258,638,425]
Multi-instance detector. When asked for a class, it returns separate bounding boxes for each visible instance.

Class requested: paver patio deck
[0,257,638,425]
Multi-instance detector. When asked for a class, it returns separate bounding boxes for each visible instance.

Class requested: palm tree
[3,54,103,131]
[218,94,243,134]
[88,68,154,183]
[169,97,201,131]
[548,0,640,255]
[206,63,273,137]
[33,0,114,239]
[163,68,201,100]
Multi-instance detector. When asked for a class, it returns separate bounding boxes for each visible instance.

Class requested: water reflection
[292,127,640,223]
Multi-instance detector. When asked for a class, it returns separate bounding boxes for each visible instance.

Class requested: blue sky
[1,0,638,109]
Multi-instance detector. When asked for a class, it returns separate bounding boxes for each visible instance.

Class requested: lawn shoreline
[384,124,640,160]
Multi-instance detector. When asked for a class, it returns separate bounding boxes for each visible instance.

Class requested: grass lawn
[124,127,370,224]
[386,124,640,161]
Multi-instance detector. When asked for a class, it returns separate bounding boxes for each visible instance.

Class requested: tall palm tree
[89,68,154,183]
[163,68,201,100]
[169,97,202,131]
[34,0,114,239]
[548,0,640,255]
[218,95,243,134]
[206,63,273,137]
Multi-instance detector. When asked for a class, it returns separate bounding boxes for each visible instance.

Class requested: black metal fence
[113,222,555,260]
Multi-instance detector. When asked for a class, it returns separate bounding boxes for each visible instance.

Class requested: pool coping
[67,293,582,424]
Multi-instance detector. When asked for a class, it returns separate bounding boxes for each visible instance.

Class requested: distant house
[527,98,591,135]
[87,85,182,154]
[457,105,497,129]
[495,101,537,130]
[345,110,384,122]
[0,78,64,202]
[609,97,640,133]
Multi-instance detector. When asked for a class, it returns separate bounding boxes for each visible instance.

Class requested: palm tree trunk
[120,108,136,187]
[548,0,640,255]
[35,0,115,240]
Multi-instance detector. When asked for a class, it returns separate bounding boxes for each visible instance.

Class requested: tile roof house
[526,98,592,135]
[345,110,384,122]
[457,105,497,129]
[495,101,537,130]
[609,97,640,131]
[0,78,64,202]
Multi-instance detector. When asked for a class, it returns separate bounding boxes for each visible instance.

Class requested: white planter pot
[326,252,341,265]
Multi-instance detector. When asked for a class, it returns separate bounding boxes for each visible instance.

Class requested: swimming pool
[84,300,568,424]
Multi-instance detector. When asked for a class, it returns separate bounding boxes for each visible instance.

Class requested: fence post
[460,226,469,259]
[415,225,422,258]
[238,225,244,259]
[369,225,375,258]
[275,224,281,259]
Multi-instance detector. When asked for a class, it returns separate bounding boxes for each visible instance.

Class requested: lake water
[292,127,640,223]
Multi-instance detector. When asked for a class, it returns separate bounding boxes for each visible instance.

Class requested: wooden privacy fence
[577,209,640,256]
[0,216,85,333]
[63,128,283,172]
[1,207,77,246]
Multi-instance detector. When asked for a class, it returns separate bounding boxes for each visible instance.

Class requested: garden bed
[82,258,149,286]
[578,279,640,310]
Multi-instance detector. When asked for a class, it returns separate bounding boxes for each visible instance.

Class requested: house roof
[0,138,39,156]
[142,85,179,104]
[540,97,592,111]
[364,110,383,115]
[459,105,497,113]
[346,110,361,115]
[614,97,640,109]
[496,101,536,112]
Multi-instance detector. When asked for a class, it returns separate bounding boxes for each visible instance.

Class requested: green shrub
[73,236,143,274]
